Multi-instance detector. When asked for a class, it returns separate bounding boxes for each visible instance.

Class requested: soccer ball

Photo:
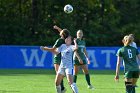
[64,4,73,14]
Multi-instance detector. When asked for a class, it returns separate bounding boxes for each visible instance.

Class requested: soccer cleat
[88,85,94,89]
[61,88,66,93]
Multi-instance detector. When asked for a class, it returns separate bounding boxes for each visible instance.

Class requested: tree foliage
[0,0,140,46]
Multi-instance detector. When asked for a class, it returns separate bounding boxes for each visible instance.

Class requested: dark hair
[62,29,70,39]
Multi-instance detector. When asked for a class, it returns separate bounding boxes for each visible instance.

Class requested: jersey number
[127,49,132,58]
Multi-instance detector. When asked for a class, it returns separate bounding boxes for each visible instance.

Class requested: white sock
[56,85,61,93]
[70,83,78,93]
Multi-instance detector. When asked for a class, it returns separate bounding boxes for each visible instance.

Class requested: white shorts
[57,67,73,76]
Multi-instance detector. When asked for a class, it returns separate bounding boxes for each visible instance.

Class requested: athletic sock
[70,83,78,93]
[60,79,64,90]
[56,85,61,93]
[85,74,91,85]
[132,86,135,93]
[73,75,77,83]
[125,82,134,93]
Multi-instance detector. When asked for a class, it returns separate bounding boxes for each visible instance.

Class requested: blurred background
[0,0,140,46]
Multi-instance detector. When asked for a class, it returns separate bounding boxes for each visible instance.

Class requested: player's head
[129,34,134,41]
[77,30,83,39]
[122,35,128,44]
[65,35,72,45]
[60,29,70,39]
[123,35,133,46]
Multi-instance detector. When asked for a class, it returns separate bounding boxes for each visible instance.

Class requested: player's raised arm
[53,25,62,33]
[40,46,59,54]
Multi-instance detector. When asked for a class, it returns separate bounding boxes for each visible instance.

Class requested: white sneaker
[61,88,66,93]
[88,85,94,89]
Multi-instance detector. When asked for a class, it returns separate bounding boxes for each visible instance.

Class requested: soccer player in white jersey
[41,36,79,93]
[129,34,137,49]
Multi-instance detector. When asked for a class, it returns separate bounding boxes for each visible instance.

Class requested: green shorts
[74,60,87,66]
[53,57,61,65]
[124,71,139,79]
[54,54,61,65]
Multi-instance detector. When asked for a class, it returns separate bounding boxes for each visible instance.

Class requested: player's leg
[132,71,139,88]
[54,64,59,73]
[81,64,93,89]
[65,68,78,93]
[132,78,138,87]
[55,68,65,93]
[125,78,133,93]
[124,71,134,93]
[54,64,65,92]
[73,65,79,83]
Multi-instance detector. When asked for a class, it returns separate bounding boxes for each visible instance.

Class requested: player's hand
[73,38,77,42]
[79,59,83,64]
[87,58,90,64]
[53,25,59,30]
[114,75,119,82]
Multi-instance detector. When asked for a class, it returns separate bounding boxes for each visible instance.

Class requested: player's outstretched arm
[53,25,62,33]
[40,46,59,54]
[115,56,122,82]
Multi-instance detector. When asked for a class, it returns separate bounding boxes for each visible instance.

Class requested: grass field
[0,69,139,93]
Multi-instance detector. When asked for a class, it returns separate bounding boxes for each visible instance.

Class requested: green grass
[0,69,139,93]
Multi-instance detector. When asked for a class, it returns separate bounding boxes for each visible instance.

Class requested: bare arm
[115,56,123,82]
[137,54,140,61]
[40,46,59,54]
[53,25,62,33]
[83,48,90,64]
[73,38,78,51]
[73,39,83,64]
[137,54,140,69]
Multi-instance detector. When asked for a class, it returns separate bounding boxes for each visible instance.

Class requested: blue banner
[0,46,139,69]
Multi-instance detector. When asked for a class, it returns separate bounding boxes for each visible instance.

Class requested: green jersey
[74,38,86,61]
[53,38,65,64]
[117,45,139,72]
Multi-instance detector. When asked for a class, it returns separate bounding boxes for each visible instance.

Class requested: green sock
[73,75,77,83]
[125,82,134,93]
[85,74,91,85]
[132,86,135,93]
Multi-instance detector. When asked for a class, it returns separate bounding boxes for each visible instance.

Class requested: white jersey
[57,44,75,69]
[130,42,137,49]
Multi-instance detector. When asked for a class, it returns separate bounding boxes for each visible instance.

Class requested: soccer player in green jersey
[73,30,94,89]
[115,35,140,93]
[45,26,70,92]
